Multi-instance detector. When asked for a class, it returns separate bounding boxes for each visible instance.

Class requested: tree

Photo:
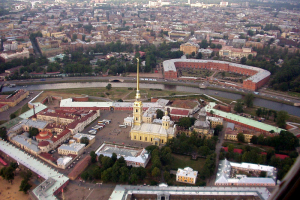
[19,179,32,193]
[250,135,258,144]
[90,151,97,163]
[0,127,7,141]
[199,146,211,156]
[129,173,138,184]
[101,168,112,182]
[214,125,223,136]
[101,156,113,169]
[29,127,39,138]
[240,57,247,64]
[276,111,289,128]
[196,52,202,59]
[178,117,192,129]
[163,171,170,182]
[117,99,123,102]
[111,152,117,163]
[256,108,262,117]
[237,133,245,143]
[106,83,112,90]
[80,137,89,146]
[119,166,130,182]
[151,167,160,178]
[228,144,234,153]
[156,109,164,119]
[200,39,208,49]
[10,113,16,119]
[244,93,254,108]
[0,166,15,184]
[234,99,244,113]
[248,54,253,60]
[258,134,265,145]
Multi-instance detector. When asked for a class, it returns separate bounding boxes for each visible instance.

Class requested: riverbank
[10,77,295,106]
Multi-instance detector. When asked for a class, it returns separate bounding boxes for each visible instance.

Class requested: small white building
[73,133,95,144]
[57,156,72,169]
[176,167,198,184]
[58,143,85,156]
[124,117,133,126]
[95,142,151,168]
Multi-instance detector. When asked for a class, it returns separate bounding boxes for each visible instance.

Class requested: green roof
[205,102,285,133]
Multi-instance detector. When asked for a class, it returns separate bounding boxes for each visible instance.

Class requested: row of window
[133,135,164,144]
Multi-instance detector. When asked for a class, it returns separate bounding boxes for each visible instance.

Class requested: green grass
[171,154,206,172]
[12,103,30,117]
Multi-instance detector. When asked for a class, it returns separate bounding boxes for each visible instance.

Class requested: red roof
[234,149,243,154]
[38,141,50,147]
[296,134,300,138]
[39,152,57,162]
[170,109,189,116]
[36,131,53,140]
[0,157,7,166]
[51,129,70,143]
[275,154,289,160]
[260,152,289,159]
[222,147,243,154]
[0,103,8,108]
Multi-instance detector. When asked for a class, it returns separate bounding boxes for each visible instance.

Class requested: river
[2,82,300,117]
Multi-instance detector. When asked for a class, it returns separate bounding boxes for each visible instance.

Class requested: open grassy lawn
[171,154,206,172]
[179,68,214,78]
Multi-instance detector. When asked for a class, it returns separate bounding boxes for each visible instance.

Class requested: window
[140,136,142,140]
[136,117,138,120]
[151,138,152,141]
[145,137,147,141]
[161,140,164,144]
[136,109,138,112]
[134,136,136,139]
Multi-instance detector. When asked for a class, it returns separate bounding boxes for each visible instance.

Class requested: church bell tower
[133,58,143,126]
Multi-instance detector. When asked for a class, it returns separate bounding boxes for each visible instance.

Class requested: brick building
[162,59,271,91]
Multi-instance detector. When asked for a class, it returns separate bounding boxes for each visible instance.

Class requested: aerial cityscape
[0,0,300,199]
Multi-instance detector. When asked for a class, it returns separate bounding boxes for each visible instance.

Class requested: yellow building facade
[176,167,198,184]
[130,59,176,146]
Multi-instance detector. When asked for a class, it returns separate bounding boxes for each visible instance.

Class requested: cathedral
[129,59,176,146]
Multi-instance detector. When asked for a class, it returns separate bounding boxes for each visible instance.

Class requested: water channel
[2,82,300,117]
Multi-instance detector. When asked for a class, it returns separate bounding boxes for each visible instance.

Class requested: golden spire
[136,58,141,100]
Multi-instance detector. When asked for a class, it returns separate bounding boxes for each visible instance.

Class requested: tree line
[220,143,298,180]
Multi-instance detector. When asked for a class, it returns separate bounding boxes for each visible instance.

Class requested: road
[207,121,227,186]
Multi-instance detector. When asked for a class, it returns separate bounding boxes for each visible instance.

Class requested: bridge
[109,78,124,82]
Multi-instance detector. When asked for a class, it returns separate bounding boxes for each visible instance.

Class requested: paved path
[207,121,227,186]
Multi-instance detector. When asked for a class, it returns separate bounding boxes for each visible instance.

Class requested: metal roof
[0,140,69,200]
[205,102,285,133]
[110,185,271,200]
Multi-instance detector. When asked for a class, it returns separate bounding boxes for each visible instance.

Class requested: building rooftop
[58,142,85,153]
[95,143,150,164]
[177,167,198,179]
[162,59,271,83]
[205,102,284,133]
[0,140,69,200]
[110,185,271,200]
[11,134,40,153]
[73,133,95,141]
